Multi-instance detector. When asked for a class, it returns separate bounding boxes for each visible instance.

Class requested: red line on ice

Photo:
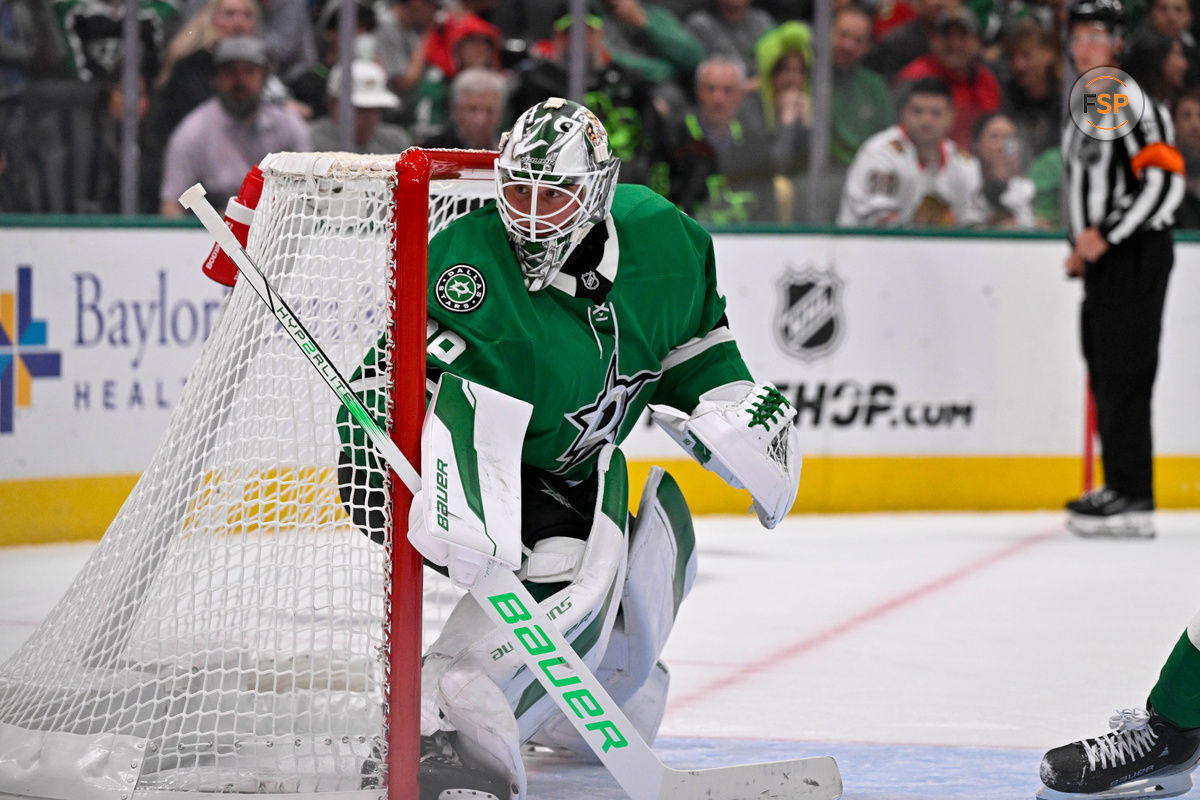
[671,529,1058,711]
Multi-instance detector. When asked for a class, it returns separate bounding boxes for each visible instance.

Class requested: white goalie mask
[495,98,621,291]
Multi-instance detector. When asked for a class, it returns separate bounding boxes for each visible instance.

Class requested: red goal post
[0,148,498,800]
[389,148,498,800]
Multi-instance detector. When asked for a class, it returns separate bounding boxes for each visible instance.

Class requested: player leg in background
[1066,231,1173,538]
[417,454,696,800]
[1038,609,1200,799]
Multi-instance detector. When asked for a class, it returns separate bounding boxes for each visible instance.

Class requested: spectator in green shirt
[828,6,894,167]
[594,0,704,113]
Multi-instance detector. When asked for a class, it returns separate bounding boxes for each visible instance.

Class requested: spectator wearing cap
[423,11,501,80]
[309,60,411,153]
[155,0,260,140]
[864,0,961,81]
[159,35,310,215]
[895,6,1001,150]
[508,8,667,186]
[756,7,894,222]
[421,66,505,149]
[404,11,502,142]
[685,0,777,78]
[753,20,812,220]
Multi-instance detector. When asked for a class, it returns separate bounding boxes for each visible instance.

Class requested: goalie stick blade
[657,755,842,800]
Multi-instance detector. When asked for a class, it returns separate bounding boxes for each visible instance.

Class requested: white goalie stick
[180,183,843,800]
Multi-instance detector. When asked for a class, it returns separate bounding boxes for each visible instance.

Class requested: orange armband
[1130,142,1185,179]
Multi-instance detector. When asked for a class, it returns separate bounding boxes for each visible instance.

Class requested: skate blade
[1066,511,1155,539]
[1036,767,1195,799]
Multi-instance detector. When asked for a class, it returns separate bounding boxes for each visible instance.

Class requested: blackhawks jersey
[837,124,987,228]
[339,183,752,488]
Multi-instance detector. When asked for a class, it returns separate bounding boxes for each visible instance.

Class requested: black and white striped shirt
[1062,98,1186,244]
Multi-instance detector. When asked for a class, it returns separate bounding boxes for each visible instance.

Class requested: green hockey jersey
[339,183,752,488]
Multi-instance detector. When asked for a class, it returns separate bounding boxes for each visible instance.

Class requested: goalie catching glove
[650,382,800,529]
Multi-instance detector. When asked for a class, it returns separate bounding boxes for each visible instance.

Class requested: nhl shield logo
[774,266,843,361]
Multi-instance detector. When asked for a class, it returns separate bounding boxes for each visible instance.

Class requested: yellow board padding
[632,455,1200,514]
[182,466,349,535]
[0,474,139,545]
[3,455,1200,547]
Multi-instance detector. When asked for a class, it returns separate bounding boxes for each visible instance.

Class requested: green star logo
[436,265,487,313]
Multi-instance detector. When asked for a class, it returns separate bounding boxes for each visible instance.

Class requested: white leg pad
[418,445,631,798]
[609,466,696,700]
[529,466,696,756]
[438,658,525,800]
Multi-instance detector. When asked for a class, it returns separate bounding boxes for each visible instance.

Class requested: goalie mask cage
[0,149,497,800]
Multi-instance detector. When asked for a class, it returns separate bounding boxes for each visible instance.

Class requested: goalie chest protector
[423,183,752,482]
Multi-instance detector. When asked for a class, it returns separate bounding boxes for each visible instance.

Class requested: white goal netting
[0,150,495,799]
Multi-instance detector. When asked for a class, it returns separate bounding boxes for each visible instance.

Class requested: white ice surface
[2,510,1199,799]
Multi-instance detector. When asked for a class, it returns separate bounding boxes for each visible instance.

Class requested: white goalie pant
[419,451,698,798]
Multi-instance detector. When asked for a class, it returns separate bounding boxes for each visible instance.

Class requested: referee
[1062,0,1186,537]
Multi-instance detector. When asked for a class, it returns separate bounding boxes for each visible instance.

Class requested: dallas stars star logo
[446,276,475,301]
[558,350,658,471]
[435,265,486,313]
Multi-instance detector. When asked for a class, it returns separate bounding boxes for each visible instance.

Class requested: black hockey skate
[418,730,512,800]
[1037,708,1200,799]
[1065,488,1154,538]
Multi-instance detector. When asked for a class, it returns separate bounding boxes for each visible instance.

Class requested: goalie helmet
[495,97,620,291]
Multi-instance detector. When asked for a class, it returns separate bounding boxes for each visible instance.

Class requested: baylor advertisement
[2,226,1198,538]
[0,228,227,479]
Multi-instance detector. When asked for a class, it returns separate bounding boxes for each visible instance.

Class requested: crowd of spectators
[1,0,1200,230]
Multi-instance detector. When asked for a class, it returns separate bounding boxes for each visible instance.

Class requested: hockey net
[0,149,497,800]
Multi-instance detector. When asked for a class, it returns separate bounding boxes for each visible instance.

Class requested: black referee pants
[1080,229,1174,501]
